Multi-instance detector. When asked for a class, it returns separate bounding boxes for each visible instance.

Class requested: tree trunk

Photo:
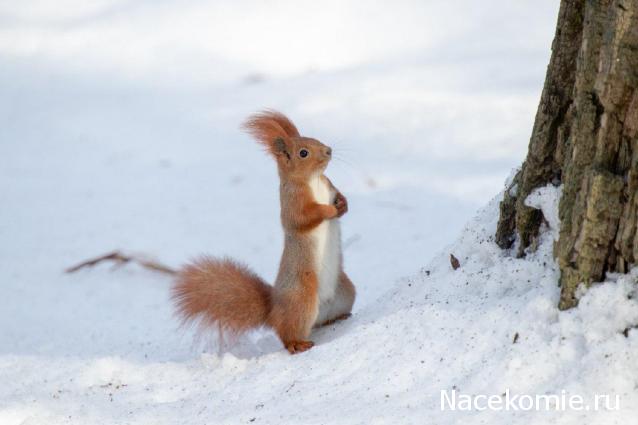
[495,0,638,309]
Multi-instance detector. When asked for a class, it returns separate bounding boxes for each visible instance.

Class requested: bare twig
[65,250,177,276]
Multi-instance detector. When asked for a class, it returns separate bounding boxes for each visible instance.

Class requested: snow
[2,1,637,424]
[525,184,563,241]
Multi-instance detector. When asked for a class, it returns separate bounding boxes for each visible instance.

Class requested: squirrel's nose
[325,147,332,157]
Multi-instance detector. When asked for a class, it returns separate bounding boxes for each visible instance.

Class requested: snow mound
[2,187,637,424]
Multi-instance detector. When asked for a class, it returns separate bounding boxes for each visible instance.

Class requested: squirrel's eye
[299,149,309,158]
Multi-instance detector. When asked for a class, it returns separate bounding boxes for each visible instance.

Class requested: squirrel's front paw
[334,193,348,217]
[321,204,339,219]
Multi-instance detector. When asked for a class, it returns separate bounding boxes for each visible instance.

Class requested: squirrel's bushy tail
[172,256,272,335]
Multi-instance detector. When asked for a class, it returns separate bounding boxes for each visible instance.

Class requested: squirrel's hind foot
[318,313,352,328]
[285,340,314,354]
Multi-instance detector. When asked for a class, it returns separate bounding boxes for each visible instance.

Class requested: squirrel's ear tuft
[242,110,300,158]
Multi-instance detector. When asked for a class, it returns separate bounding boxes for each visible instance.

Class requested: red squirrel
[172,110,356,354]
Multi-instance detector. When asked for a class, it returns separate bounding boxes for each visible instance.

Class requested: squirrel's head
[243,110,332,179]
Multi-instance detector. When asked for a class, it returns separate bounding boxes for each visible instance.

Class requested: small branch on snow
[65,250,177,276]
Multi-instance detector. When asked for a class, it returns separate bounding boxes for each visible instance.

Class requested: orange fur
[172,257,272,335]
[242,110,300,158]
[296,197,338,232]
[267,269,319,352]
[173,110,355,355]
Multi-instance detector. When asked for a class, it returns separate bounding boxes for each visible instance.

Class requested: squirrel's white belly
[308,175,341,306]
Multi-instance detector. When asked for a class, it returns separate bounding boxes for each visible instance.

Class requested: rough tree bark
[495,0,638,309]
